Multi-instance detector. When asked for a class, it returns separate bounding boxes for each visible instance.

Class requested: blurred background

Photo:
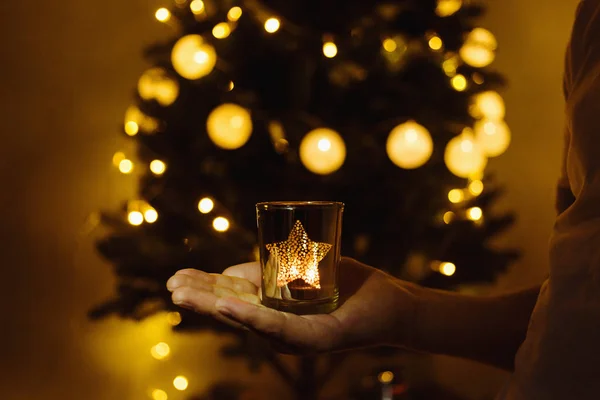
[0,0,579,399]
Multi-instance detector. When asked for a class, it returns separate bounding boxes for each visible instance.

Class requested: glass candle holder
[256,201,344,315]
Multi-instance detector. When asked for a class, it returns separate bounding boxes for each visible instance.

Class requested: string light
[228,81,234,91]
[299,128,346,175]
[227,6,242,21]
[173,376,189,391]
[138,68,179,106]
[451,74,467,91]
[119,159,134,174]
[428,35,443,51]
[190,0,204,14]
[151,389,168,400]
[472,73,484,85]
[213,217,230,232]
[386,121,433,169]
[264,18,280,33]
[144,207,158,223]
[383,38,397,52]
[198,197,214,214]
[436,0,462,17]
[151,342,170,360]
[470,91,505,120]
[469,180,484,196]
[112,152,125,167]
[323,42,338,58]
[440,262,456,276]
[448,189,464,203]
[443,211,455,224]
[468,207,483,221]
[444,130,487,178]
[167,311,182,326]
[171,35,216,80]
[128,211,144,226]
[212,22,231,39]
[460,28,497,68]
[206,103,253,149]
[155,8,171,22]
[474,119,511,157]
[378,371,394,383]
[150,160,167,176]
[124,121,139,136]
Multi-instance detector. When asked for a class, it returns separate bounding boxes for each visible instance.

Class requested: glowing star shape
[266,220,332,289]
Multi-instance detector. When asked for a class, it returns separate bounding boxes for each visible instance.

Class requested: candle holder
[256,201,344,315]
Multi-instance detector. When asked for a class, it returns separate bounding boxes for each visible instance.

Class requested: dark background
[0,0,578,398]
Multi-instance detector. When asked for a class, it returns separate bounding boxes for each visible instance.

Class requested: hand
[166,257,419,354]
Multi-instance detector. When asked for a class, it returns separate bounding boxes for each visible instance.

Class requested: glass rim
[256,201,344,210]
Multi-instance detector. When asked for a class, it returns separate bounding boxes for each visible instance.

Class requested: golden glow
[442,55,459,76]
[444,131,487,178]
[198,197,214,214]
[383,38,397,52]
[299,128,346,175]
[128,211,144,226]
[173,376,189,391]
[428,36,443,50]
[323,42,338,58]
[171,34,216,80]
[155,8,171,22]
[471,91,505,120]
[451,74,467,91]
[150,160,167,175]
[206,103,253,149]
[448,189,464,203]
[125,121,139,136]
[119,159,134,174]
[469,180,484,196]
[228,81,234,91]
[190,0,204,14]
[468,207,483,221]
[440,262,456,276]
[443,211,455,224]
[213,217,230,232]
[152,389,168,400]
[151,342,170,360]
[472,73,484,84]
[112,151,125,166]
[460,28,497,68]
[386,121,433,169]
[227,7,242,21]
[475,119,511,157]
[138,68,179,106]
[264,18,280,33]
[212,22,231,39]
[167,311,182,326]
[144,207,158,223]
[436,0,462,17]
[378,371,394,384]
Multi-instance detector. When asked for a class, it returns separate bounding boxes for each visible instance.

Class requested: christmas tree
[91,0,517,398]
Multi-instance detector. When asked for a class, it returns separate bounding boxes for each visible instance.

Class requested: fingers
[170,268,258,296]
[223,262,262,287]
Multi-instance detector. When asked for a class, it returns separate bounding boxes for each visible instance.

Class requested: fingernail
[166,276,184,291]
[171,290,188,305]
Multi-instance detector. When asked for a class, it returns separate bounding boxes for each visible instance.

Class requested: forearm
[408,284,541,370]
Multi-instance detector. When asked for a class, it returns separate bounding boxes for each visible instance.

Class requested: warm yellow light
[443,211,455,224]
[227,6,242,21]
[171,34,216,80]
[475,119,511,157]
[299,128,346,175]
[173,376,189,391]
[119,159,134,174]
[167,311,182,326]
[144,208,158,223]
[206,103,253,149]
[386,121,433,169]
[228,81,234,91]
[264,18,280,33]
[128,211,144,226]
[213,217,230,232]
[151,342,170,360]
[469,180,484,196]
[124,121,139,136]
[378,371,394,384]
[198,197,214,214]
[112,151,126,166]
[323,42,338,58]
[468,207,483,221]
[442,56,459,76]
[444,131,487,178]
[448,189,464,203]
[138,68,179,106]
[212,22,231,39]
[460,28,497,68]
[471,91,505,120]
[152,389,168,400]
[150,160,167,175]
[190,0,204,14]
[383,38,397,52]
[155,8,171,22]
[428,36,443,50]
[125,106,159,133]
[436,0,462,17]
[440,262,456,276]
[451,74,467,91]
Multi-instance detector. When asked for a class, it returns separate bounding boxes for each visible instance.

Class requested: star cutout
[266,220,332,289]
